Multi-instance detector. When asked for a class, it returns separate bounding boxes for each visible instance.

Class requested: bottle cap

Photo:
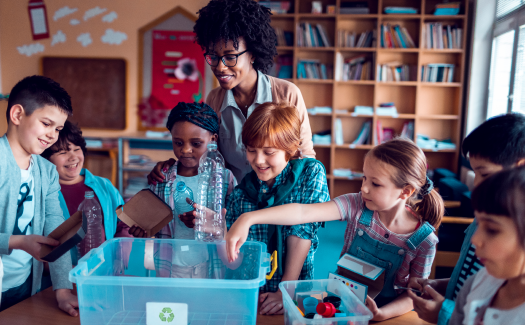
[84,191,94,198]
[316,302,336,317]
[207,141,217,150]
[176,181,186,191]
[323,296,342,308]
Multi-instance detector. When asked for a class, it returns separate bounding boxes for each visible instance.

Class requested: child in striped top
[225,138,444,321]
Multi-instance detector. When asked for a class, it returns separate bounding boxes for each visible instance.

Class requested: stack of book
[337,29,376,48]
[274,27,293,46]
[380,24,416,48]
[335,53,374,81]
[259,1,291,14]
[297,23,331,47]
[421,64,455,82]
[422,23,463,49]
[376,62,415,82]
[384,7,418,14]
[340,1,369,14]
[297,60,333,80]
[376,103,398,116]
[269,55,293,79]
[417,134,456,150]
[434,2,460,15]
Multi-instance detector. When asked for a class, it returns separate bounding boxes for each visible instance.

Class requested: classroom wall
[0,0,210,135]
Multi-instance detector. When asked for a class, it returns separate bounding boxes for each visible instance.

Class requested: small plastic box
[280,279,373,325]
[70,238,270,325]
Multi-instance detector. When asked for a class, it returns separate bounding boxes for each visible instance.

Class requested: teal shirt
[58,168,124,264]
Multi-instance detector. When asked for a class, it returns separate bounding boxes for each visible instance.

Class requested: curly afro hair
[193,0,277,74]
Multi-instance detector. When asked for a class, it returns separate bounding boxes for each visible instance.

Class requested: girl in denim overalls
[225,138,445,321]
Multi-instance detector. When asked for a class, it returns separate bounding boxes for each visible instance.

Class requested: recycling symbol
[159,307,175,323]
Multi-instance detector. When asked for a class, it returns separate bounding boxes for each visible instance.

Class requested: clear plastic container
[279,279,373,325]
[70,238,270,325]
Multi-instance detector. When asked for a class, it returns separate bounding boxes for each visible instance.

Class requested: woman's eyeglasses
[204,50,248,67]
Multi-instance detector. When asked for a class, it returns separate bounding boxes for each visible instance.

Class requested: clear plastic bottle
[173,181,194,239]
[76,191,103,258]
[195,141,225,242]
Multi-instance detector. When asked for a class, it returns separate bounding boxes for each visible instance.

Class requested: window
[486,1,525,118]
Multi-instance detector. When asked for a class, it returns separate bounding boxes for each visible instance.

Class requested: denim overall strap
[406,222,434,250]
[358,206,374,226]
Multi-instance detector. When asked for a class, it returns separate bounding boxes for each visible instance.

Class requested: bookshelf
[266,0,468,198]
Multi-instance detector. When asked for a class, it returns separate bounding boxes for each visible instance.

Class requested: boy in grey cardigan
[0,76,78,316]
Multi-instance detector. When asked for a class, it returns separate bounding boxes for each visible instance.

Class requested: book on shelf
[384,7,418,14]
[421,64,455,82]
[335,53,374,81]
[353,106,374,115]
[340,1,369,14]
[400,121,414,140]
[335,118,344,145]
[380,24,416,49]
[338,29,376,48]
[269,55,293,79]
[297,23,331,47]
[376,62,416,82]
[259,1,291,14]
[434,2,460,15]
[417,134,456,150]
[351,121,372,145]
[274,27,293,47]
[297,59,333,80]
[422,23,462,49]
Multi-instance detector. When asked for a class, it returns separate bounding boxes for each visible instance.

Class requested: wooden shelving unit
[268,0,468,198]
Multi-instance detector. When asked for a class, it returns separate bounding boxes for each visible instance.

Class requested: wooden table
[0,288,431,325]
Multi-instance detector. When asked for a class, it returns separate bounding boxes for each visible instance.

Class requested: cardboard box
[40,210,86,262]
[116,189,173,237]
[333,253,385,303]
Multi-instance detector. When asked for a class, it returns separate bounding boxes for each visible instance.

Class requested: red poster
[151,30,205,109]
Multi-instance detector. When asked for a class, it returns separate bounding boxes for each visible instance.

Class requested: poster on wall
[142,30,205,128]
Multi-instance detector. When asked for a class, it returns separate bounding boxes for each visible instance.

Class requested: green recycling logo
[159,307,175,323]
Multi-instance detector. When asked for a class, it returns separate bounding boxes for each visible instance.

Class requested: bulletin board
[42,57,126,130]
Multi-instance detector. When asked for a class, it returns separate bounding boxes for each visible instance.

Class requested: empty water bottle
[195,141,225,242]
[173,181,194,239]
[77,191,103,258]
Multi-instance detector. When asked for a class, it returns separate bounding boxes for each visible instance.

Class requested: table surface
[0,288,432,325]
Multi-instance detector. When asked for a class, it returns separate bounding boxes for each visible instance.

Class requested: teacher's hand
[147,158,176,185]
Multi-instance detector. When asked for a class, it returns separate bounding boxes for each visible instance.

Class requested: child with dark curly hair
[148,0,316,184]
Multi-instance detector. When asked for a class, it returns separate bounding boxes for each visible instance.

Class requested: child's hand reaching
[8,235,59,261]
[225,214,251,262]
[259,291,284,315]
[179,211,196,228]
[55,288,79,317]
[128,226,148,238]
[147,158,176,185]
[407,284,445,323]
[365,296,385,321]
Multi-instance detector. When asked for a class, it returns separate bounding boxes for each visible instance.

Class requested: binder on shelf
[422,23,462,49]
[377,62,415,82]
[335,53,374,81]
[421,64,455,82]
[297,59,333,80]
[335,118,344,145]
[274,27,294,46]
[259,1,291,14]
[338,29,376,48]
[297,22,331,48]
[339,1,369,14]
[351,121,372,145]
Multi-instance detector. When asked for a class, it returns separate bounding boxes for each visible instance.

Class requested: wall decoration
[70,19,80,25]
[150,30,205,108]
[17,43,45,57]
[101,29,127,45]
[102,11,117,23]
[51,30,66,46]
[83,7,106,21]
[77,33,92,47]
[53,6,77,21]
[28,0,50,40]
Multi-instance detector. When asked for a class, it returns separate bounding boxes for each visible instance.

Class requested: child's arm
[225,201,340,261]
[44,168,78,316]
[366,292,414,321]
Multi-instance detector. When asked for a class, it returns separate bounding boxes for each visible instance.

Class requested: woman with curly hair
[148,0,315,183]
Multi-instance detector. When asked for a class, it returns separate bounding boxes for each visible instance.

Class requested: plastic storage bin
[280,279,373,325]
[70,238,270,325]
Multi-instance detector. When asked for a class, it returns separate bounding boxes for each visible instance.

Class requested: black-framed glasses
[204,50,248,67]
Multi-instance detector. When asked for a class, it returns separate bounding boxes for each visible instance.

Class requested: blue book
[394,26,407,48]
[434,8,460,15]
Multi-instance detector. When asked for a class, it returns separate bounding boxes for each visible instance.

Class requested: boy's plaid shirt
[226,159,330,292]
